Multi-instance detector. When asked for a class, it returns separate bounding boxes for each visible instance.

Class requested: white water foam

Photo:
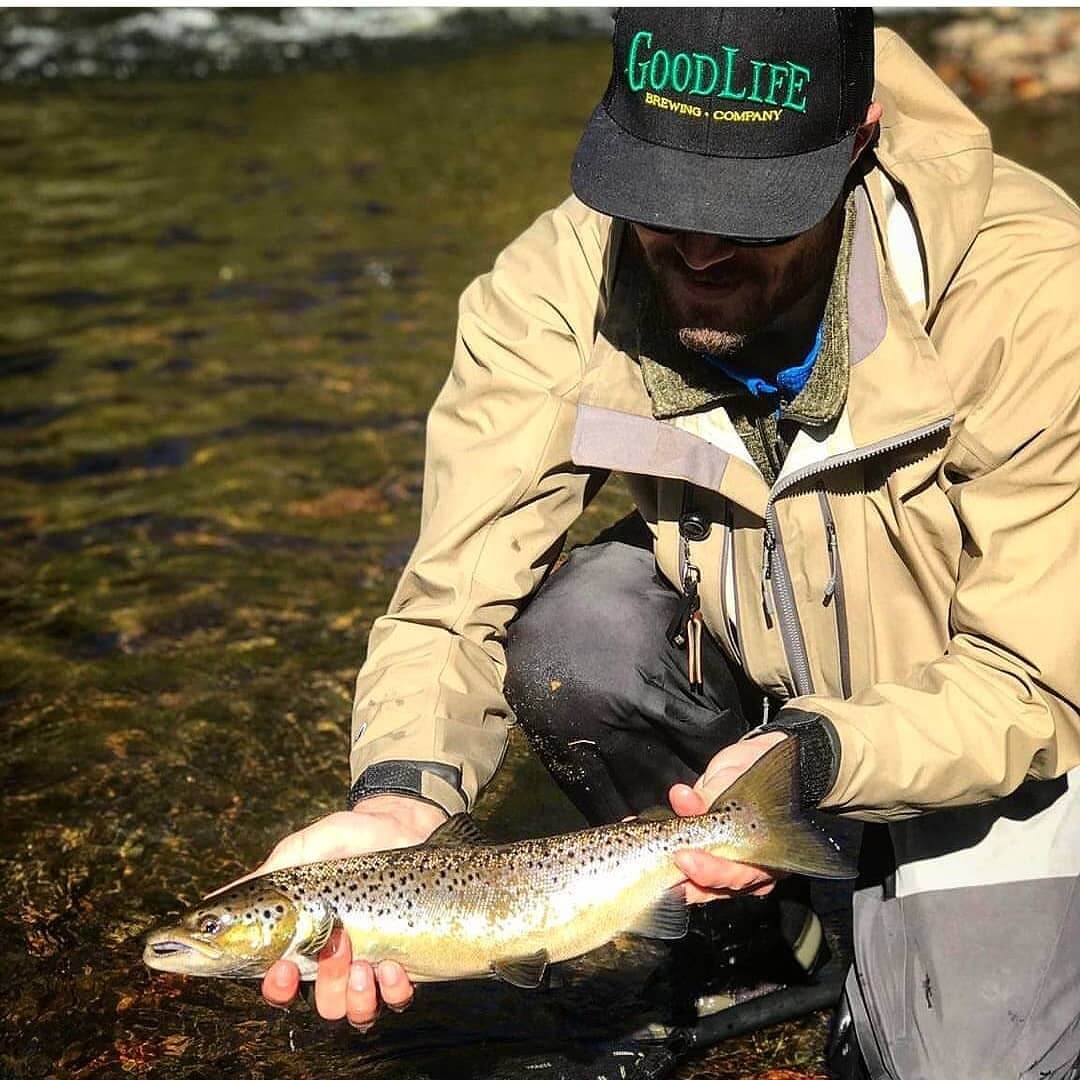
[0,7,615,83]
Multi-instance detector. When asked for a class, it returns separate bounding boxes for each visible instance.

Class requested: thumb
[669,783,708,817]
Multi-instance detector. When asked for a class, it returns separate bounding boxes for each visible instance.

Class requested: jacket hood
[871,28,994,316]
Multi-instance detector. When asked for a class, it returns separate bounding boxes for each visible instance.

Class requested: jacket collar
[869,29,992,317]
[571,182,956,518]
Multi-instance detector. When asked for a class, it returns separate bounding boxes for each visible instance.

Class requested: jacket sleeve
[348,199,610,816]
[801,236,1080,822]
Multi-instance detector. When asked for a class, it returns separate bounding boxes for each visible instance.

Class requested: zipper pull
[687,610,704,693]
[666,562,700,648]
[670,501,709,694]
[760,525,775,623]
[823,520,838,605]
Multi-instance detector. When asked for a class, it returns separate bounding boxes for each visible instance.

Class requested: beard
[678,327,748,356]
[637,198,845,368]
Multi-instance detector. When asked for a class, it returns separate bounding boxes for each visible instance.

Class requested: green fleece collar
[639,190,857,427]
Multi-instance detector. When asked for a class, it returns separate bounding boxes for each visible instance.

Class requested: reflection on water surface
[1,19,1076,1080]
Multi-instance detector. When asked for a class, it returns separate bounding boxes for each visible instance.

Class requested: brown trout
[143,739,853,987]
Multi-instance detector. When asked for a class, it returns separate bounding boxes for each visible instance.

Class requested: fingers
[376,961,414,1013]
[314,928,351,1020]
[346,961,378,1030]
[674,849,778,903]
[305,931,413,1028]
[262,960,300,1007]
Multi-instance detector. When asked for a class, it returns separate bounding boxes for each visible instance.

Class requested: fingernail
[385,1000,410,1014]
[349,964,370,993]
[348,1019,374,1033]
[265,999,291,1012]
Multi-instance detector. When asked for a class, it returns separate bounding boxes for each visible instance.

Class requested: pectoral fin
[295,910,336,957]
[424,813,488,847]
[491,949,549,988]
[627,884,689,940]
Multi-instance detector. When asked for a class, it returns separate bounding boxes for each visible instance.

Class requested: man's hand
[209,795,447,1027]
[668,731,789,904]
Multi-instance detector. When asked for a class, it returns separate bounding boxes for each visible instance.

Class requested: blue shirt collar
[703,321,824,404]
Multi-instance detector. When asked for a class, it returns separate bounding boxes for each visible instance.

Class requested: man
[245,10,1080,1078]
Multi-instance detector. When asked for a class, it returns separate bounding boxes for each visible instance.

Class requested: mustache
[649,248,751,284]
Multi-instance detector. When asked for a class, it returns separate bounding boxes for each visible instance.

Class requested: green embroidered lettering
[671,52,692,93]
[718,45,747,101]
[763,63,789,106]
[648,48,671,91]
[631,33,812,113]
[626,30,652,92]
[691,52,718,95]
[746,60,767,103]
[782,62,811,112]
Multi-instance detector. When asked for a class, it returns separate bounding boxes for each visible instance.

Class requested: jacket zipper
[817,489,852,699]
[761,418,952,698]
[718,501,743,666]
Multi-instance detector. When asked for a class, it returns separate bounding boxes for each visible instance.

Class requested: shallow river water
[2,17,1077,1080]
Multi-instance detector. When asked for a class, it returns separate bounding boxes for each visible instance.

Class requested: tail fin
[710,738,856,880]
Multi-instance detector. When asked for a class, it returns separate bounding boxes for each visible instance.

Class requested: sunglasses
[632,221,800,247]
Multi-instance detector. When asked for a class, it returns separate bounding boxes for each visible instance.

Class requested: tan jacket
[350,30,1080,824]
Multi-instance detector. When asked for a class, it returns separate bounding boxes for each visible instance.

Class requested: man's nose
[674,232,738,271]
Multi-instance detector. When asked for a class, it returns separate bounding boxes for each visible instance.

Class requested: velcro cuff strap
[760,708,840,810]
[346,759,465,815]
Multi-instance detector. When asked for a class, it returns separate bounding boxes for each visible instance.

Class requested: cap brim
[571,104,855,239]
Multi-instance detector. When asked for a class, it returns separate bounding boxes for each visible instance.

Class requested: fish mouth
[143,929,224,969]
[149,940,190,957]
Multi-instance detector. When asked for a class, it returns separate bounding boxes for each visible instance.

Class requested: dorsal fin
[635,804,677,823]
[491,949,549,988]
[424,813,487,847]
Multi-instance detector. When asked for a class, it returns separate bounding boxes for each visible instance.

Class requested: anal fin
[491,948,549,989]
[627,885,689,940]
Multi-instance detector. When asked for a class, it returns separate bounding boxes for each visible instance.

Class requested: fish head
[143,883,299,978]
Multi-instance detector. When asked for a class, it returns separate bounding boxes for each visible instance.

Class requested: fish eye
[198,915,222,935]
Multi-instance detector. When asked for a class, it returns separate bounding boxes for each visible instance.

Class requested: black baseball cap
[572,8,875,240]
